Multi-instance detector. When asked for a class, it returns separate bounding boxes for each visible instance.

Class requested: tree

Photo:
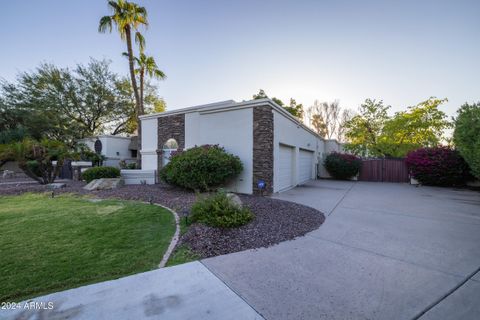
[1,139,69,184]
[136,53,166,114]
[99,0,148,165]
[344,98,450,157]
[252,89,304,121]
[306,100,353,140]
[0,59,127,145]
[453,102,480,179]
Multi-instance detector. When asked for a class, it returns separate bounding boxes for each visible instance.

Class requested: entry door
[278,145,294,191]
[298,149,314,184]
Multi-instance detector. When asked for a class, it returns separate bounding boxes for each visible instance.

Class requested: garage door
[278,145,294,191]
[298,149,314,184]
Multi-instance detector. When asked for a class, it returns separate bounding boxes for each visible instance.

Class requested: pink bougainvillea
[405,147,471,186]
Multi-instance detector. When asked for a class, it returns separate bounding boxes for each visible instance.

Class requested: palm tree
[99,0,147,165]
[136,53,166,113]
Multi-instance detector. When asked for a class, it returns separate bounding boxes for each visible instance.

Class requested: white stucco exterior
[185,108,254,194]
[141,118,159,171]
[78,135,136,167]
[139,99,343,194]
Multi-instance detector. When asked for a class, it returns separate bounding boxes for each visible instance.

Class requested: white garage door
[278,145,294,191]
[298,149,314,184]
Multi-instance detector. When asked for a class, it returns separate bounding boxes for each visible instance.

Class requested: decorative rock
[83,178,124,191]
[47,183,67,189]
[226,193,243,208]
[2,170,15,179]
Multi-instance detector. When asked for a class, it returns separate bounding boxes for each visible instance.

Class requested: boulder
[47,183,67,189]
[83,178,124,191]
[226,193,243,208]
[2,170,15,179]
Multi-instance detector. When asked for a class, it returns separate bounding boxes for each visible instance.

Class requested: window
[163,138,178,150]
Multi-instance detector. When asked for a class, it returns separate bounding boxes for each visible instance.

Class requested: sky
[1,0,479,118]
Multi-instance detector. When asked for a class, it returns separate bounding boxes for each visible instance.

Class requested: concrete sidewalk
[203,180,480,320]
[1,262,263,320]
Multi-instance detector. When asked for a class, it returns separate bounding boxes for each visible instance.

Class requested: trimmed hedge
[159,145,243,192]
[405,147,471,186]
[190,191,253,228]
[82,166,121,183]
[324,152,362,180]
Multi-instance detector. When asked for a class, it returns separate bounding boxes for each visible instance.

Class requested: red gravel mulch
[0,181,325,258]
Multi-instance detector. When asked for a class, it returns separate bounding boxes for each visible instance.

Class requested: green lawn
[0,193,175,302]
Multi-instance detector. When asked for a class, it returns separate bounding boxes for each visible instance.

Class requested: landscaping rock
[83,178,124,191]
[47,183,67,189]
[2,170,15,179]
[227,193,243,207]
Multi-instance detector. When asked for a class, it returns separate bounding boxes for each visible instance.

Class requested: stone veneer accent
[157,114,185,171]
[252,105,274,195]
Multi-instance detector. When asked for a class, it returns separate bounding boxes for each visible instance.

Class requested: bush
[190,192,253,228]
[453,102,480,180]
[324,152,362,180]
[82,166,120,183]
[406,147,471,186]
[160,145,243,191]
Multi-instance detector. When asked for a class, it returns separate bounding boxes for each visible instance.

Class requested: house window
[162,138,178,166]
[131,150,137,158]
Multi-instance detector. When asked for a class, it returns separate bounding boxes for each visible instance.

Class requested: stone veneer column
[252,105,274,195]
[157,114,185,171]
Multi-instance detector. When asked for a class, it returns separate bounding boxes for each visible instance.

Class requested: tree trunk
[125,25,142,168]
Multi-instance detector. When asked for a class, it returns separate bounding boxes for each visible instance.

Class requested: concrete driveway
[203,180,480,320]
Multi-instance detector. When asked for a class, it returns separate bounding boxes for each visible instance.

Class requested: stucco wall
[185,108,253,194]
[273,110,320,192]
[141,118,159,170]
[78,136,134,168]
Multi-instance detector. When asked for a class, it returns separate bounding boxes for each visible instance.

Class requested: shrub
[160,145,243,191]
[82,166,120,183]
[190,191,253,228]
[324,152,362,180]
[453,102,480,180]
[406,147,471,186]
[1,138,69,184]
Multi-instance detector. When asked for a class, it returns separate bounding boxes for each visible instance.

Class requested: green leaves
[453,102,480,179]
[344,98,450,158]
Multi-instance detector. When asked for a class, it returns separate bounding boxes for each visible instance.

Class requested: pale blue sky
[1,0,479,117]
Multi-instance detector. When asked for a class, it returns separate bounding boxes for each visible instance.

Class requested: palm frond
[135,32,146,52]
[98,16,113,33]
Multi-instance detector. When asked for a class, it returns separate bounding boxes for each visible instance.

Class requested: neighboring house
[78,135,137,168]
[140,98,342,195]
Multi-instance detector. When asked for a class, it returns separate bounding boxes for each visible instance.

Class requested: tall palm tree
[99,0,147,165]
[136,53,166,113]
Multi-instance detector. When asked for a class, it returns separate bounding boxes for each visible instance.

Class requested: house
[78,135,137,168]
[139,98,342,195]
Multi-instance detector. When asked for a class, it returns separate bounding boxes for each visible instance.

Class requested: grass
[166,215,199,267]
[0,193,175,302]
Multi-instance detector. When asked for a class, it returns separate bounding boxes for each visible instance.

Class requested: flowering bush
[324,152,362,180]
[405,147,471,186]
[159,145,243,191]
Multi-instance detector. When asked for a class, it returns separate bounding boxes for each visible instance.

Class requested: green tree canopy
[453,102,480,179]
[0,59,166,145]
[344,98,450,157]
[252,89,304,121]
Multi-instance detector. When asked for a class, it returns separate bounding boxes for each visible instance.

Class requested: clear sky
[1,0,479,117]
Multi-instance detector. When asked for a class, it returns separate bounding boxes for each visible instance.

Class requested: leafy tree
[252,89,304,121]
[453,102,480,179]
[344,98,450,157]
[2,139,69,184]
[306,100,353,140]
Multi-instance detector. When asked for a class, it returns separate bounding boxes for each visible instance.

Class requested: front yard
[0,193,175,302]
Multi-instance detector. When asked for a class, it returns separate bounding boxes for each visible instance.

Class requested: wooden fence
[358,158,409,183]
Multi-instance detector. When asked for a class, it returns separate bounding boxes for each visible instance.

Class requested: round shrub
[405,147,471,186]
[190,191,253,228]
[324,152,362,180]
[159,145,243,191]
[82,166,121,183]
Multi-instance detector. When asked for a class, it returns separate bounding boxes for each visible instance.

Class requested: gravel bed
[0,181,325,258]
